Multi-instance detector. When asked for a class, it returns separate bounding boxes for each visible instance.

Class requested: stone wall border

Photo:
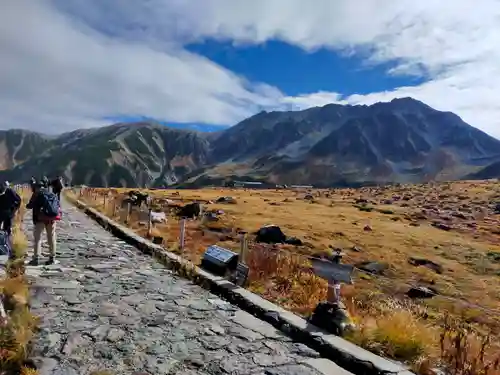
[71,198,415,375]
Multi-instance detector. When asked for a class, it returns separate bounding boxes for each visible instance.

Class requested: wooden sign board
[311,259,354,284]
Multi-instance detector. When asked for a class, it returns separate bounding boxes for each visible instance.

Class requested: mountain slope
[201,98,500,186]
[0,98,499,187]
[0,122,210,187]
[0,130,50,170]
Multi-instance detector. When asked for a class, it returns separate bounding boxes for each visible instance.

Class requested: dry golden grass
[75,181,500,373]
[0,186,38,375]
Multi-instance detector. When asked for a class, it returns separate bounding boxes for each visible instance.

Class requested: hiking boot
[27,257,39,266]
[44,257,56,266]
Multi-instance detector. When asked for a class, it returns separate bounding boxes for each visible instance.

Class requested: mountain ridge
[1,98,500,187]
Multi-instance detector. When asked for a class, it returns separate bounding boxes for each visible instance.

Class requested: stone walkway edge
[71,198,415,375]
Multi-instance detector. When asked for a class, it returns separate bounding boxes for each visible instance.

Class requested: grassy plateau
[72,180,500,375]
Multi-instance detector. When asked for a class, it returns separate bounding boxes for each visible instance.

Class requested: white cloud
[0,0,499,138]
[0,0,280,133]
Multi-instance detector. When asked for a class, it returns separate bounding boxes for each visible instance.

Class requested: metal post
[239,231,248,264]
[126,202,131,223]
[328,249,343,303]
[147,208,152,237]
[179,218,186,251]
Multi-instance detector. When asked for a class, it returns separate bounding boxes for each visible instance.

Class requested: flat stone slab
[24,201,352,375]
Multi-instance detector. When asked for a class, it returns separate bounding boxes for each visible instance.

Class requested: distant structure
[233,181,264,188]
[223,180,275,189]
[223,180,308,189]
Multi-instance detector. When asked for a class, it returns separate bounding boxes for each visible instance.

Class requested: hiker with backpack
[30,176,37,192]
[26,180,61,266]
[50,176,64,202]
[0,180,21,236]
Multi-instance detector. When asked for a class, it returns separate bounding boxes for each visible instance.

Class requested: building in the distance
[233,181,264,188]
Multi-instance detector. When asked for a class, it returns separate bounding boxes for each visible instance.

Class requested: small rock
[356,261,388,275]
[61,333,91,355]
[106,328,126,342]
[408,257,444,274]
[407,286,438,299]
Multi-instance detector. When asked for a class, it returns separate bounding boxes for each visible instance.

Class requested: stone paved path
[25,202,351,375]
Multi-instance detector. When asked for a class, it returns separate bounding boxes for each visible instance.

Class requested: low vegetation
[0,187,38,375]
[72,180,500,374]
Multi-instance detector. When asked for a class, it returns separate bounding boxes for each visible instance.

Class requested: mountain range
[1,97,499,187]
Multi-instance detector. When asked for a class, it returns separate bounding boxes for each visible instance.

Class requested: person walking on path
[30,176,37,192]
[0,180,21,236]
[26,180,61,266]
[50,176,64,202]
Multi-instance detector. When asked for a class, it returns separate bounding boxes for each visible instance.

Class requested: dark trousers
[0,216,13,235]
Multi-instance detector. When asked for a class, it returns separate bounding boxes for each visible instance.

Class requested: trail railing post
[239,231,248,264]
[147,207,152,237]
[126,202,131,224]
[179,218,186,251]
[112,198,117,218]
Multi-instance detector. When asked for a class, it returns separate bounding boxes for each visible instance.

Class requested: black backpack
[39,190,60,219]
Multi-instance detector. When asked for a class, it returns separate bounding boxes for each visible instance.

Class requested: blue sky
[187,40,427,99]
[0,1,499,137]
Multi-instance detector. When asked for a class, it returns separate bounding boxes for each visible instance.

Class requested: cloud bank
[1,0,499,137]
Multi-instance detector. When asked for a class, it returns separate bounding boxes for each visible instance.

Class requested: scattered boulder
[285,237,303,246]
[150,211,167,224]
[356,261,388,275]
[254,225,302,245]
[408,257,443,274]
[216,196,237,204]
[355,198,369,204]
[309,302,355,336]
[407,286,438,299]
[255,225,287,244]
[124,190,149,207]
[432,222,452,231]
[304,194,314,200]
[177,202,202,219]
[203,212,219,222]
